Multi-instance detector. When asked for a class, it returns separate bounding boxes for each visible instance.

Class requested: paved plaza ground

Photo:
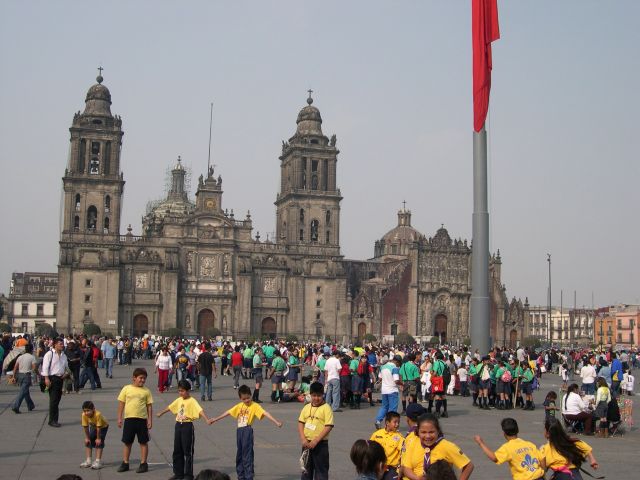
[0,360,637,479]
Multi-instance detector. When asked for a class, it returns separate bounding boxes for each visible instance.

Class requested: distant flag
[472,0,500,132]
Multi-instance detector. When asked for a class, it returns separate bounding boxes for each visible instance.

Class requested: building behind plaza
[6,74,533,346]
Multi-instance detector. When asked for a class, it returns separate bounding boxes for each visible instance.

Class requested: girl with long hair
[540,418,599,480]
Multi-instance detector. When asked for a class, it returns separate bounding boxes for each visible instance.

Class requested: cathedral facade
[57,75,526,346]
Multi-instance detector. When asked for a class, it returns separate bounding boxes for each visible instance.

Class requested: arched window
[326,210,331,225]
[75,194,81,211]
[299,208,304,223]
[103,217,110,234]
[87,206,98,231]
[325,230,330,244]
[73,216,80,231]
[78,139,86,173]
[105,195,111,213]
[299,229,304,242]
[104,141,111,175]
[310,220,319,242]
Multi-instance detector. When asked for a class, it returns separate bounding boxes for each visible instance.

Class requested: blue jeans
[80,366,96,390]
[13,373,35,411]
[104,358,114,377]
[325,378,341,411]
[376,392,399,423]
[199,374,213,399]
[581,383,595,395]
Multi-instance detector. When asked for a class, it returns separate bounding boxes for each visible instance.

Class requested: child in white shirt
[420,369,431,400]
[623,371,634,395]
[457,364,469,397]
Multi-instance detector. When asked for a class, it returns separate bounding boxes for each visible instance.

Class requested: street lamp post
[276,288,280,339]
[334,300,339,343]
[502,285,508,348]
[599,315,604,351]
[547,254,552,346]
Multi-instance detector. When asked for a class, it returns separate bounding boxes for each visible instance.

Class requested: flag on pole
[472,0,500,132]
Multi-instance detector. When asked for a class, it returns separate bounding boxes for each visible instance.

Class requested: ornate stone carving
[200,256,215,277]
[264,277,276,293]
[135,272,148,289]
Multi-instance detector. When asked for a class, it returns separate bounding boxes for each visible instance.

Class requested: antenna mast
[207,102,213,172]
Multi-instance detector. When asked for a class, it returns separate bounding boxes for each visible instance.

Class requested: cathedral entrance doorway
[198,309,215,337]
[434,314,447,344]
[509,329,518,349]
[357,322,366,339]
[133,314,148,337]
[261,317,276,339]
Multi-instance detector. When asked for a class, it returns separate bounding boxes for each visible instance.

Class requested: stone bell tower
[57,70,124,334]
[275,92,342,255]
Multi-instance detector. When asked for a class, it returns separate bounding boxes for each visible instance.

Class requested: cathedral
[57,74,527,346]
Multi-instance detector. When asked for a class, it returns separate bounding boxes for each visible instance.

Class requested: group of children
[353,412,600,480]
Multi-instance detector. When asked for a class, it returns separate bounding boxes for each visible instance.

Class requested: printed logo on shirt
[520,454,540,472]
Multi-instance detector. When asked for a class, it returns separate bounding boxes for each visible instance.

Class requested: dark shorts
[479,379,491,390]
[243,358,252,369]
[403,381,418,397]
[287,368,299,382]
[271,372,284,385]
[122,418,150,445]
[496,380,507,394]
[88,425,109,449]
[521,381,533,395]
[253,368,263,384]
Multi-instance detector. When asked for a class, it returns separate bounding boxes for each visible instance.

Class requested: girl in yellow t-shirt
[400,413,474,480]
[540,418,599,480]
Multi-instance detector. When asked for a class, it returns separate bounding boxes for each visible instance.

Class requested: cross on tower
[402,200,407,210]
[307,89,314,104]
[307,89,313,98]
[98,66,103,76]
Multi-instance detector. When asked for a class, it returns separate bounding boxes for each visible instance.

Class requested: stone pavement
[0,360,637,479]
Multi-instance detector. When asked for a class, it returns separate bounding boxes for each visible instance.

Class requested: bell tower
[275,92,342,254]
[61,70,125,239]
[57,70,124,335]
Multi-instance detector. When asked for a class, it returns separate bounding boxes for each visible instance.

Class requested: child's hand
[118,419,123,428]
[277,421,283,428]
[147,420,152,430]
[208,419,216,425]
[473,435,483,444]
[156,412,162,418]
[95,438,102,447]
[84,438,91,446]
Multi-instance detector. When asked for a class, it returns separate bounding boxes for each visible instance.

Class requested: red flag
[472,0,500,132]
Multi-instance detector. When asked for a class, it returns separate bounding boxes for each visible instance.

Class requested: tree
[363,333,377,343]
[206,327,222,338]
[394,332,416,345]
[522,336,541,349]
[35,323,55,337]
[0,322,11,333]
[285,334,299,343]
[83,323,102,336]
[161,328,182,338]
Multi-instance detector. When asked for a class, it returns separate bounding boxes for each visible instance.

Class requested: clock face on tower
[205,199,216,210]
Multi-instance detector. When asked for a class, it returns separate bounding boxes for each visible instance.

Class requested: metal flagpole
[207,102,213,172]
[471,127,490,354]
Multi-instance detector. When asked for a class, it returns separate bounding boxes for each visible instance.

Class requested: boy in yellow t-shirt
[80,401,109,470]
[210,384,282,480]
[370,411,404,480]
[475,418,544,480]
[298,381,335,480]
[117,367,154,474]
[157,379,212,480]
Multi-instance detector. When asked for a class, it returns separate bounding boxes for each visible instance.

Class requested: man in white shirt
[324,350,342,412]
[374,355,402,429]
[12,343,36,413]
[41,338,68,427]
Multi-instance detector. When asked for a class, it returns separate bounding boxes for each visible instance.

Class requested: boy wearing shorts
[79,401,109,470]
[117,367,154,473]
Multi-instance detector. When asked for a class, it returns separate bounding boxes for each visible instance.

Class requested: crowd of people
[1,330,636,479]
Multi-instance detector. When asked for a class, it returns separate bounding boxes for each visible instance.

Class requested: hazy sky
[1,1,638,307]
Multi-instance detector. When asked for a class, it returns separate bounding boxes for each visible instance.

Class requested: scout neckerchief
[422,435,444,473]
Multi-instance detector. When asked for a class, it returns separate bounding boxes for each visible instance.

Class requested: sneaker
[167,476,184,480]
[374,421,382,430]
[117,462,130,473]
[201,396,206,401]
[441,411,449,418]
[80,459,92,468]
[91,459,103,470]
[136,462,149,473]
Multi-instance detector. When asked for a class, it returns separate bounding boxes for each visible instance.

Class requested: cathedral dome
[83,75,112,117]
[376,207,423,257]
[295,95,323,136]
